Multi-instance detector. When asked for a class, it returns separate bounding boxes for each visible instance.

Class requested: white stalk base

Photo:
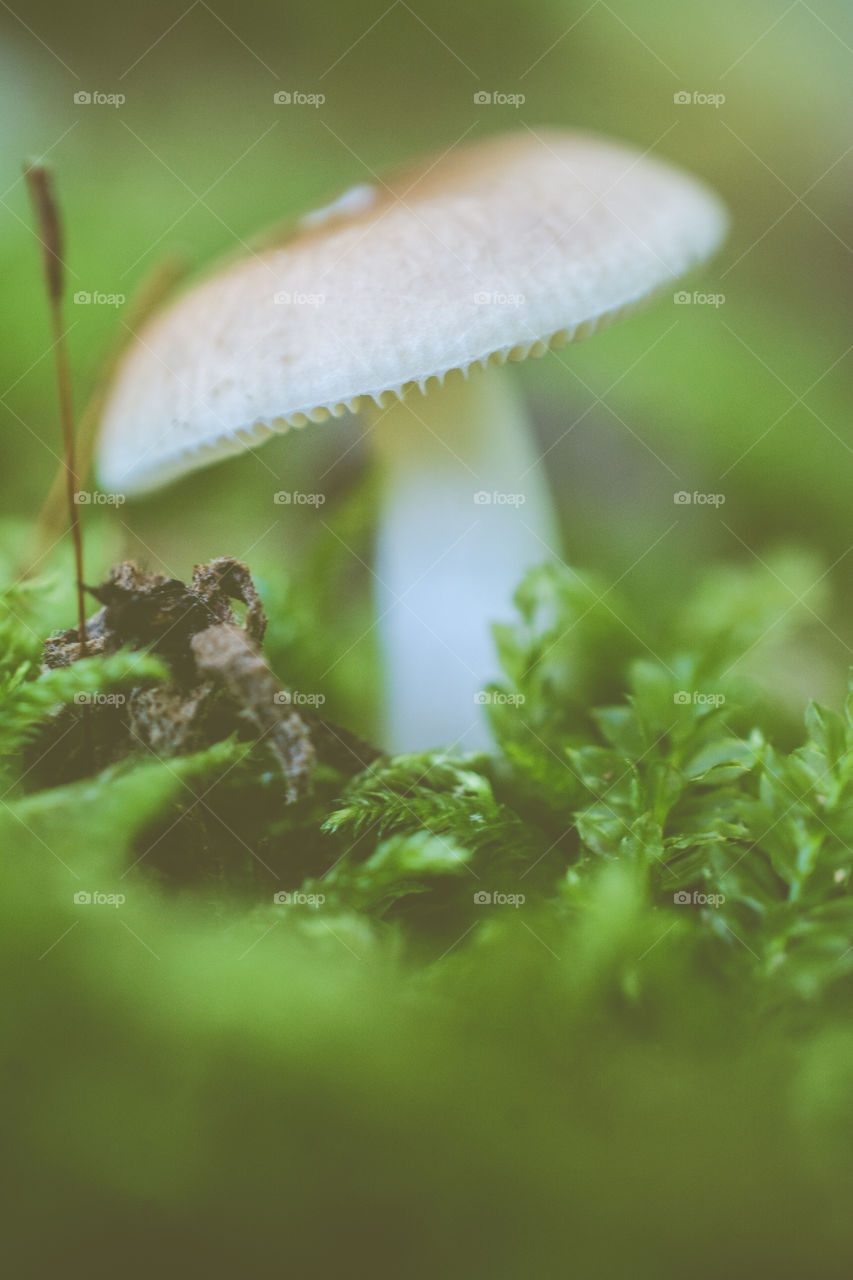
[368,365,559,753]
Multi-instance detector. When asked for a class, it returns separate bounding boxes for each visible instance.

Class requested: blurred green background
[2,0,852,732]
[3,4,853,1275]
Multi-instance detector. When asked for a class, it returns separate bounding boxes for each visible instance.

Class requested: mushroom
[96,129,727,752]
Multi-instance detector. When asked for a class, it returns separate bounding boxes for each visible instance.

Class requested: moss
[2,548,853,1274]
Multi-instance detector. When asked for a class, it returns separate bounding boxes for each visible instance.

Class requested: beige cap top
[97,128,727,494]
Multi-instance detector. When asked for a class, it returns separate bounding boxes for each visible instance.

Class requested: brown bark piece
[36,556,379,800]
[191,624,315,804]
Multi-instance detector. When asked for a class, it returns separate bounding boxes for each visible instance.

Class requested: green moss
[2,550,853,1275]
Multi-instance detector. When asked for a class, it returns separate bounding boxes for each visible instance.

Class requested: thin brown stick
[24,253,187,568]
[24,162,87,652]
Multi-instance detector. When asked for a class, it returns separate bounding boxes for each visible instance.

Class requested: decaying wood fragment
[191,624,315,804]
[37,556,380,799]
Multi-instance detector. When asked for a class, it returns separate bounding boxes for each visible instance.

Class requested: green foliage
[483,559,853,1008]
[2,557,852,1004]
[2,554,853,1275]
[324,752,520,853]
[0,646,167,783]
[304,831,471,915]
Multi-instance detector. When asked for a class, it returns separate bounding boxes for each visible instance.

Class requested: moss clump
[1,550,852,1275]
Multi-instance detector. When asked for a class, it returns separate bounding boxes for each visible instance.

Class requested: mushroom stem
[367,363,559,752]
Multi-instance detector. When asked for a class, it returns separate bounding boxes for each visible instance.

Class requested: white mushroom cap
[97,129,727,494]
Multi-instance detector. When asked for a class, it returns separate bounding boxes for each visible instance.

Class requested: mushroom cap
[97,129,727,494]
